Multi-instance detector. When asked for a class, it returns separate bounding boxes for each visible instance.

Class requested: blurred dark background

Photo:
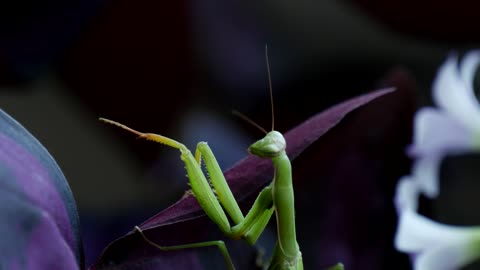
[1,0,480,268]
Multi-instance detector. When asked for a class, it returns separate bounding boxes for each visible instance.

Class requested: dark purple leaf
[91,87,398,270]
[0,109,83,269]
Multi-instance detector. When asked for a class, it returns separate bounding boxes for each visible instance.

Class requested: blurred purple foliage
[0,108,83,269]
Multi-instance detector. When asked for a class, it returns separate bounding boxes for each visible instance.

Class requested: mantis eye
[248,131,286,158]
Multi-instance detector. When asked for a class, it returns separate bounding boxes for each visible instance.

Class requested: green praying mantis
[100,48,344,270]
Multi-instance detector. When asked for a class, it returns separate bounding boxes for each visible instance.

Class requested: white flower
[395,51,480,270]
[409,51,480,198]
[394,177,480,270]
[393,176,419,213]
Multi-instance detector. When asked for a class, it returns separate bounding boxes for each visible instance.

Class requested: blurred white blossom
[409,51,480,198]
[395,51,480,270]
[394,177,480,270]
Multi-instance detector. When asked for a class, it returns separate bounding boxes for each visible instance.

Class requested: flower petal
[433,53,480,132]
[395,210,479,252]
[415,242,480,270]
[408,107,475,198]
[411,155,442,198]
[460,51,480,88]
[394,176,419,213]
[409,107,472,156]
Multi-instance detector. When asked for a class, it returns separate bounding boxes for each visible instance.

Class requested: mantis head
[248,130,286,158]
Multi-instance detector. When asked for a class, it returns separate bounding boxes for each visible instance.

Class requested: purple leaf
[146,88,397,228]
[0,109,83,269]
[91,87,398,270]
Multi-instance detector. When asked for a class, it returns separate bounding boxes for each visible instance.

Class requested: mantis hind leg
[135,226,235,270]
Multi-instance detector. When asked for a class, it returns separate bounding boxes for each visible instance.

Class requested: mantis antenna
[265,45,275,131]
[232,45,276,135]
[232,110,268,135]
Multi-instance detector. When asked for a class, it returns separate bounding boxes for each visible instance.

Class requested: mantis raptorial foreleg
[194,141,276,244]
